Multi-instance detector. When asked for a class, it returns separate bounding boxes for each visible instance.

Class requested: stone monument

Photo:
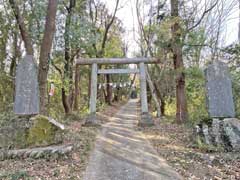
[194,61,240,152]
[14,55,39,115]
[205,60,235,118]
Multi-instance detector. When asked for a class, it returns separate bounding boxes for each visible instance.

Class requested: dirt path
[83,99,182,180]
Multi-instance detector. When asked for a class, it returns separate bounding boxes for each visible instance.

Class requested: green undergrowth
[193,135,225,153]
[0,171,31,180]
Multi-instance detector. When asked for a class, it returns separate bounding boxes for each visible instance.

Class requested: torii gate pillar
[138,62,154,126]
[85,63,100,125]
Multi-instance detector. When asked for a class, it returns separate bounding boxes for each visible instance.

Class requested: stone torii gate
[76,57,159,126]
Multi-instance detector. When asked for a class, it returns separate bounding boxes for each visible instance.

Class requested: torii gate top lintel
[76,57,159,65]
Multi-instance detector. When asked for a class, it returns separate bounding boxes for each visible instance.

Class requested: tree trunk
[60,0,76,114]
[88,66,91,101]
[113,87,120,102]
[73,65,80,111]
[10,28,20,77]
[10,29,21,101]
[0,31,7,72]
[170,0,188,123]
[145,66,161,117]
[64,0,75,84]
[239,0,240,43]
[62,88,71,114]
[38,0,58,114]
[106,74,112,105]
[153,81,165,115]
[68,88,74,110]
[9,0,33,55]
[160,97,166,116]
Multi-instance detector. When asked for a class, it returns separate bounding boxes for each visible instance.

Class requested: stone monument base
[0,115,64,149]
[84,113,101,126]
[194,118,240,152]
[138,112,154,127]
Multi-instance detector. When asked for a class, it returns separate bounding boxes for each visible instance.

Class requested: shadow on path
[83,99,183,180]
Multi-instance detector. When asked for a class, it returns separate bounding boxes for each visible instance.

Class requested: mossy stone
[0,117,30,149]
[0,115,63,149]
[27,115,62,147]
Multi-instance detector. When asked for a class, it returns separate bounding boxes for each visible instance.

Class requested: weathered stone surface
[0,144,73,160]
[0,117,30,149]
[84,113,101,126]
[48,117,65,130]
[202,124,211,145]
[223,118,240,151]
[195,118,240,151]
[27,115,64,147]
[138,112,154,127]
[0,115,64,149]
[211,118,222,145]
[14,55,39,115]
[205,61,235,118]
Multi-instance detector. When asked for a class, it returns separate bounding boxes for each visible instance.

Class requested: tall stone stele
[14,55,39,115]
[205,60,235,118]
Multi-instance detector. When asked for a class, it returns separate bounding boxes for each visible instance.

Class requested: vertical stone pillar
[139,62,148,113]
[86,63,99,125]
[139,62,154,127]
[90,63,98,113]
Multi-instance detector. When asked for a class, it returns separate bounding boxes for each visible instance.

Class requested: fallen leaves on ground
[143,117,240,180]
[0,101,125,180]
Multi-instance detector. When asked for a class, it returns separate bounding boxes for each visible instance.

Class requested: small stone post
[86,63,99,125]
[139,62,154,126]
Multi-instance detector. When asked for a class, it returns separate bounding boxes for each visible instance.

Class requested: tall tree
[170,0,188,123]
[89,0,120,105]
[239,0,240,43]
[61,0,76,114]
[38,0,58,114]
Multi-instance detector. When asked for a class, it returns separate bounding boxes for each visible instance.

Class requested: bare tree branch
[188,0,218,31]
